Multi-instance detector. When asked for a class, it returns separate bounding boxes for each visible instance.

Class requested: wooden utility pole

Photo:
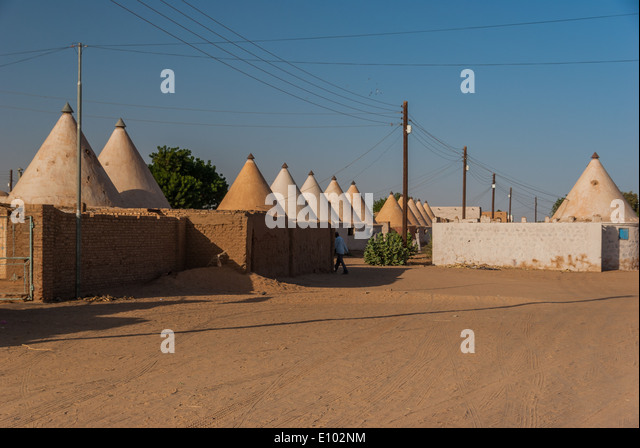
[462,146,467,220]
[402,101,408,247]
[491,173,496,220]
[535,196,538,223]
[508,187,512,223]
[75,42,83,299]
[9,169,12,192]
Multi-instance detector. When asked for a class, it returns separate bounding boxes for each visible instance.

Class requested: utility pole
[402,101,408,247]
[508,187,512,223]
[462,146,467,220]
[535,196,538,223]
[75,42,84,299]
[491,173,496,220]
[9,169,12,192]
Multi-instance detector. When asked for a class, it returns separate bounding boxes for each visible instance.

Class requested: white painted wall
[433,222,604,271]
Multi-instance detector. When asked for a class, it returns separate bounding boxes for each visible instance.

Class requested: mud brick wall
[164,210,249,271]
[12,206,334,301]
[290,226,334,276]
[247,213,291,277]
[32,206,184,300]
[246,213,333,277]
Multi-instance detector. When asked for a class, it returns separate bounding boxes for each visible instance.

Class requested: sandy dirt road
[0,258,638,428]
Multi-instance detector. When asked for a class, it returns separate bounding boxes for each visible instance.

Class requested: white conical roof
[408,198,428,226]
[270,163,313,222]
[7,104,123,208]
[324,176,349,225]
[217,154,273,211]
[98,119,170,208]
[422,200,436,222]
[552,153,638,222]
[415,200,433,226]
[345,181,375,225]
[398,196,421,226]
[300,171,332,223]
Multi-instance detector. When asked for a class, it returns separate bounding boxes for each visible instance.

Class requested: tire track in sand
[187,318,400,428]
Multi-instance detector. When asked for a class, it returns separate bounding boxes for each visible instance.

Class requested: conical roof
[398,196,421,226]
[98,119,170,208]
[324,176,348,224]
[422,200,436,222]
[345,181,375,225]
[300,171,330,222]
[408,198,428,226]
[7,104,123,208]
[218,154,273,211]
[270,163,312,221]
[552,153,638,222]
[375,193,404,229]
[415,200,433,226]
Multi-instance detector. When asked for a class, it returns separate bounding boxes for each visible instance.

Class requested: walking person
[334,232,349,274]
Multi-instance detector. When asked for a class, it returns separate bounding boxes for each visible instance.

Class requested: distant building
[481,211,509,222]
[431,206,481,222]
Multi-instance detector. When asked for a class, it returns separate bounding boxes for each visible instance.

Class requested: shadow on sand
[0,297,209,348]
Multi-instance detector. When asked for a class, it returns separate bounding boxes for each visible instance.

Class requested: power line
[158,0,397,115]
[467,154,561,199]
[89,42,638,67]
[0,47,69,69]
[351,132,402,181]
[322,125,401,183]
[0,46,71,57]
[0,88,398,117]
[0,104,389,128]
[181,0,398,110]
[95,12,639,45]
[110,0,393,124]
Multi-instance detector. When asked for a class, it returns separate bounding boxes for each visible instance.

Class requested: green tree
[550,196,566,216]
[373,192,402,213]
[148,146,228,209]
[622,191,639,216]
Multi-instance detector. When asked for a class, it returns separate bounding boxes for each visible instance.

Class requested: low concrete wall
[433,222,603,271]
[602,223,639,271]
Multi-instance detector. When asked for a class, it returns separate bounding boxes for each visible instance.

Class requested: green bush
[364,232,418,266]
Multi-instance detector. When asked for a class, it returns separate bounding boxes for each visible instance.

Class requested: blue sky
[0,0,638,220]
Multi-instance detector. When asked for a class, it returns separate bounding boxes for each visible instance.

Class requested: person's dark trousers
[335,253,348,273]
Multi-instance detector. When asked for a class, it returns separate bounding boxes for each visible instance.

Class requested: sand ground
[0,257,638,428]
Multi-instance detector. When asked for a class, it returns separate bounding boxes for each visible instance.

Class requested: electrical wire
[95,12,639,44]
[321,125,401,183]
[158,0,397,115]
[0,88,398,117]
[351,131,402,181]
[88,45,638,67]
[0,47,69,69]
[0,104,388,128]
[181,0,398,111]
[110,0,393,124]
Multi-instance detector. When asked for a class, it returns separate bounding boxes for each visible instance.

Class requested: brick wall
[9,206,333,301]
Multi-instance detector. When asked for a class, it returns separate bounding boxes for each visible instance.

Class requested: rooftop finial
[61,102,73,114]
[591,152,599,159]
[115,118,126,128]
[282,162,288,169]
[247,153,255,160]
[308,170,314,176]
